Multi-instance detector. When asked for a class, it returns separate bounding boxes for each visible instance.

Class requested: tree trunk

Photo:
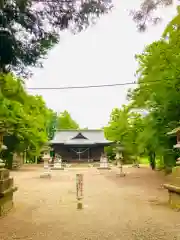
[149,151,156,170]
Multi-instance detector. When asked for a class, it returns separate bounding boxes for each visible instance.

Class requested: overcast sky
[26,0,177,129]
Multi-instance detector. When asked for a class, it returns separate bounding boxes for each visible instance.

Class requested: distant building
[50,129,113,162]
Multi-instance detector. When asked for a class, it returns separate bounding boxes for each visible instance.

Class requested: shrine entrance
[69,147,90,162]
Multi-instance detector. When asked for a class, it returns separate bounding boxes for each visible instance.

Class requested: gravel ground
[0,165,180,240]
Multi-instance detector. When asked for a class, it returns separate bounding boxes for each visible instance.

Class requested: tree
[104,106,145,163]
[104,7,180,171]
[0,73,57,168]
[57,110,79,129]
[131,0,173,31]
[46,110,58,140]
[0,0,113,77]
[128,8,180,171]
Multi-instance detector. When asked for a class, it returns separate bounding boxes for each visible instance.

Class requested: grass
[139,156,165,170]
[139,157,149,165]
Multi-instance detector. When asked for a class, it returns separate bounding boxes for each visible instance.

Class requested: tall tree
[104,106,145,162]
[57,110,79,129]
[128,8,180,170]
[131,0,173,31]
[0,73,57,168]
[0,0,112,77]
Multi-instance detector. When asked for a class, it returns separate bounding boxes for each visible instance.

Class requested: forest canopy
[0,0,113,77]
[0,73,57,166]
[105,6,180,171]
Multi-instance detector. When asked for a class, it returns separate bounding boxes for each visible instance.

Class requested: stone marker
[76,173,83,209]
[97,153,111,170]
[164,166,180,209]
[0,159,18,216]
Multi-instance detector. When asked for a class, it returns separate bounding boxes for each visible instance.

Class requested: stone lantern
[43,151,51,167]
[115,143,125,177]
[163,127,180,209]
[168,127,180,149]
[40,145,52,178]
[0,156,18,216]
[167,127,180,163]
[0,134,17,217]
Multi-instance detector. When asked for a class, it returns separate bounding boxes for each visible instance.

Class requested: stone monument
[51,155,64,170]
[97,153,111,170]
[0,159,18,216]
[40,151,51,178]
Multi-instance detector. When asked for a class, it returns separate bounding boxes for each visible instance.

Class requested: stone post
[0,159,18,216]
[76,173,83,209]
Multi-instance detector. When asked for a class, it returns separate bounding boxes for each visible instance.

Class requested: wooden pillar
[88,148,89,162]
[0,133,3,147]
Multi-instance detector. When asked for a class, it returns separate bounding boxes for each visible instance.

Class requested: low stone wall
[164,166,180,209]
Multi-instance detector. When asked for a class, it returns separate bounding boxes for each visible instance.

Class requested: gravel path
[0,165,180,240]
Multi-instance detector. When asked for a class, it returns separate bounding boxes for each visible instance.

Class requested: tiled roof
[50,129,112,145]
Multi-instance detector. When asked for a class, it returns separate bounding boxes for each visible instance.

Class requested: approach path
[0,165,180,240]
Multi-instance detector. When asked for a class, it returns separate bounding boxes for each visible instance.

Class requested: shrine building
[50,129,113,162]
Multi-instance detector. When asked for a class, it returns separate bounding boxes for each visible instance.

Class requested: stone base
[77,202,83,210]
[51,167,64,170]
[0,186,18,217]
[97,167,111,170]
[40,172,51,178]
[0,177,13,193]
[164,183,180,209]
[117,172,126,177]
[132,164,140,168]
[0,194,13,217]
[168,191,180,209]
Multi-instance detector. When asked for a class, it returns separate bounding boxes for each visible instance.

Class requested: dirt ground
[0,165,180,240]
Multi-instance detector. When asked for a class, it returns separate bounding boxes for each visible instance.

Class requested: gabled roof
[72,133,88,139]
[50,129,113,145]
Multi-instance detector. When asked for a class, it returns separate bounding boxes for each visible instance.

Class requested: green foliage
[104,146,115,161]
[57,110,79,129]
[0,0,112,76]
[128,7,180,170]
[105,8,180,171]
[0,73,57,167]
[46,110,58,140]
[104,106,145,162]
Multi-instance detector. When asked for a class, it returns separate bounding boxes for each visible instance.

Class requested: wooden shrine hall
[50,129,113,162]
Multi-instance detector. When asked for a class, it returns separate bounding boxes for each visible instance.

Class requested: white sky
[26,0,177,129]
